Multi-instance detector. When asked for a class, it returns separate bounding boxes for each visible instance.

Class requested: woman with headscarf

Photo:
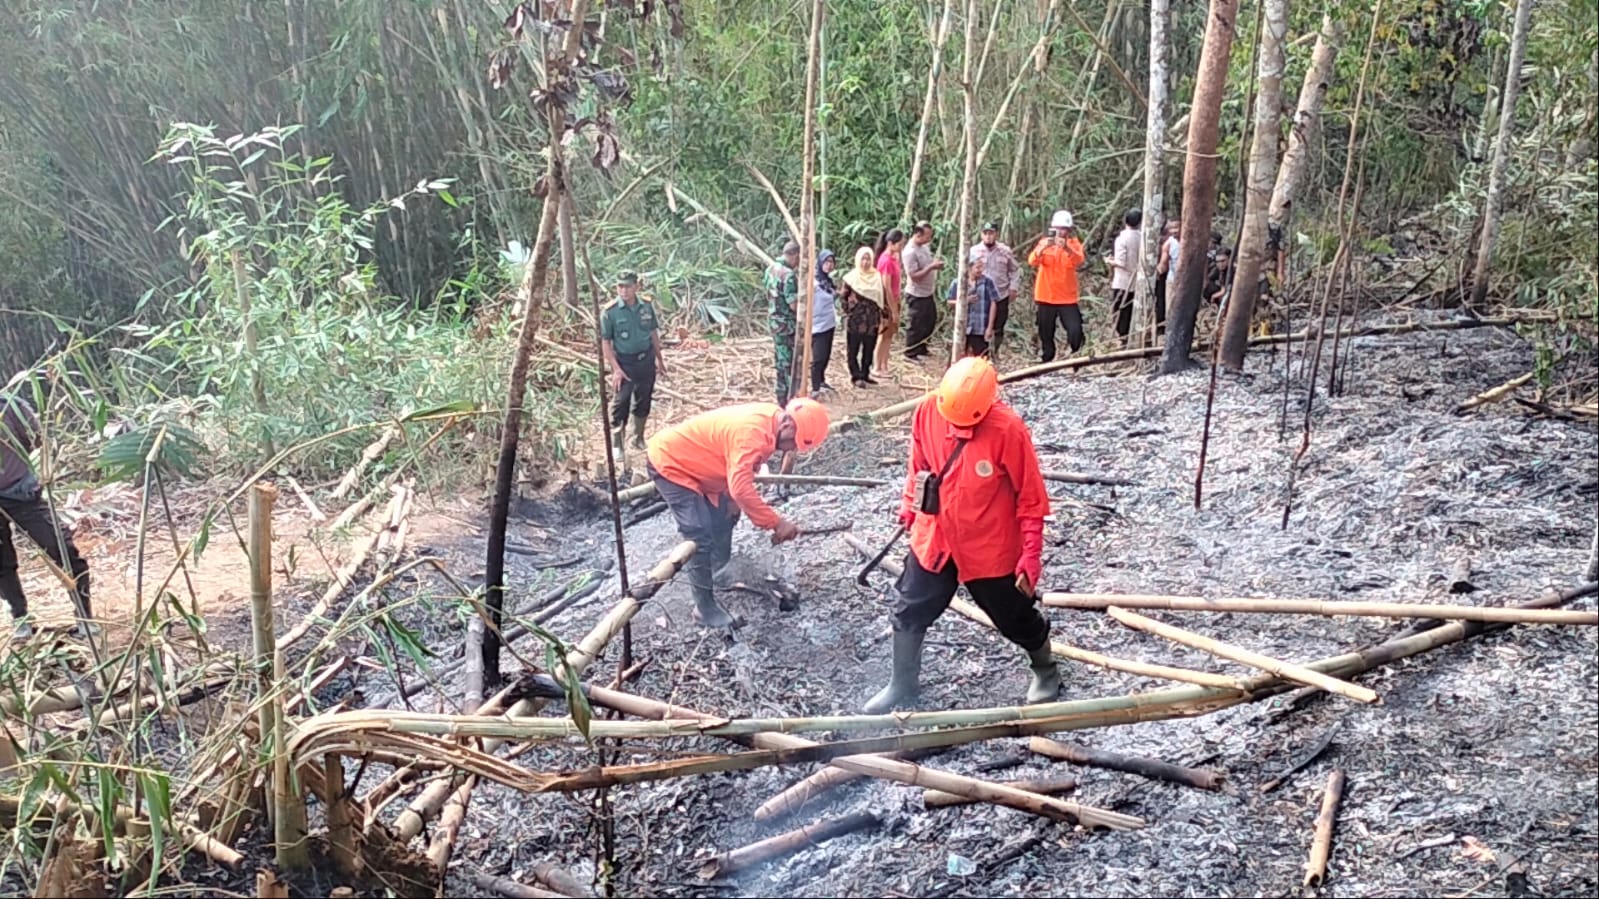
[810,250,838,395]
[840,246,884,387]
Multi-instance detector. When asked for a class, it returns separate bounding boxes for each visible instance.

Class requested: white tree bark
[1131,0,1171,348]
[1469,0,1535,310]
[1219,0,1289,369]
[950,0,980,363]
[1268,15,1343,232]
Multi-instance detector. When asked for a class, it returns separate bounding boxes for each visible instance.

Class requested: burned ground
[346,316,1599,898]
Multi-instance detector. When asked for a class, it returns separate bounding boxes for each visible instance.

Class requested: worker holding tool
[646,398,832,628]
[862,357,1058,712]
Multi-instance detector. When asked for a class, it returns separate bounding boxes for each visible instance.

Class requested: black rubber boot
[631,414,648,450]
[1025,643,1061,703]
[0,568,28,621]
[863,629,926,713]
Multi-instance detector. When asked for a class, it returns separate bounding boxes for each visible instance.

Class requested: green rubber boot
[631,414,648,450]
[1025,643,1062,703]
[610,422,626,454]
[863,630,926,713]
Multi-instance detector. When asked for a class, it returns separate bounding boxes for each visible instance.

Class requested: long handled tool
[856,526,906,586]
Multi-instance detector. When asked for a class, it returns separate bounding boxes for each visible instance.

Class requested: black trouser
[1035,304,1085,362]
[810,328,835,391]
[846,330,874,382]
[1111,288,1135,343]
[891,551,1048,652]
[610,351,656,428]
[963,333,989,357]
[904,294,937,359]
[1153,278,1168,333]
[649,464,739,595]
[1,493,91,620]
[990,298,1011,358]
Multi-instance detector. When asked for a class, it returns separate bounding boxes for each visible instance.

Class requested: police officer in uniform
[601,271,666,450]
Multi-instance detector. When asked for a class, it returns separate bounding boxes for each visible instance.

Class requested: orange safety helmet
[935,357,1000,428]
[785,397,831,452]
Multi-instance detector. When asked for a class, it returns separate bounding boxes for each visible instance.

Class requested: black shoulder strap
[935,436,969,481]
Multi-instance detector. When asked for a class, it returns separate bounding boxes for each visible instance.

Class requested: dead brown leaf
[1460,835,1497,864]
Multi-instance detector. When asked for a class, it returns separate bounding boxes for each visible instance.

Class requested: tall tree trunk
[1218,0,1289,370]
[1267,17,1342,236]
[1468,0,1534,310]
[903,0,956,224]
[794,0,824,398]
[1160,0,1238,374]
[483,0,592,686]
[950,0,981,363]
[1131,0,1171,348]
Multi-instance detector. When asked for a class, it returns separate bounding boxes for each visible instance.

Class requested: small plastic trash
[946,854,976,877]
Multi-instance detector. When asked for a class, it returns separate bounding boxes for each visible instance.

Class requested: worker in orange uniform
[646,398,832,628]
[862,357,1059,712]
[1028,209,1087,363]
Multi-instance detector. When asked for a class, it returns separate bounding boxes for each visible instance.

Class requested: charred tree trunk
[1468,0,1534,310]
[1219,0,1288,370]
[1131,0,1171,348]
[1160,0,1238,374]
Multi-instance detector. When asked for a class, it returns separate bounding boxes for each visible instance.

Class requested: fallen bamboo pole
[923,773,1077,809]
[331,425,400,500]
[1042,592,1597,625]
[582,685,1144,829]
[1041,471,1134,487]
[1304,769,1346,887]
[753,747,945,823]
[698,811,880,880]
[530,862,595,898]
[390,542,695,841]
[1028,737,1225,791]
[424,775,475,872]
[842,536,1248,690]
[615,474,886,504]
[279,484,409,650]
[1106,606,1379,704]
[835,315,1553,432]
[470,872,568,899]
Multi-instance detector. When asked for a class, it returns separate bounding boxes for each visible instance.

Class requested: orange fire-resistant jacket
[646,403,783,529]
[1028,236,1086,305]
[899,396,1050,580]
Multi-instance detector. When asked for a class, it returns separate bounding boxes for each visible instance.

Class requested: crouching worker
[646,398,831,628]
[863,357,1059,712]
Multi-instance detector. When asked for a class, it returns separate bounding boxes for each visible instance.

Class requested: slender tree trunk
[1131,0,1171,348]
[483,0,592,686]
[1268,16,1342,235]
[1219,0,1289,370]
[794,0,825,398]
[903,0,956,223]
[1160,0,1238,374]
[1468,0,1534,310]
[950,0,981,363]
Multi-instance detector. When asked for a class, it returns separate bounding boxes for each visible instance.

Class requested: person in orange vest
[862,358,1059,712]
[1027,209,1086,363]
[646,398,832,628]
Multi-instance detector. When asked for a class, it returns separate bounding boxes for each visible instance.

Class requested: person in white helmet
[1027,210,1086,363]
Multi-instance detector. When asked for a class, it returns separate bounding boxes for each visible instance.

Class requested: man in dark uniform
[3,387,92,640]
[601,271,666,450]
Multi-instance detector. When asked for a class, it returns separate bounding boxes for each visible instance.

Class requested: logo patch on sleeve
[974,459,994,478]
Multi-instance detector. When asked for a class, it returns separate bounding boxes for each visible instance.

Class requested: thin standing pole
[949,0,981,364]
[794,0,825,399]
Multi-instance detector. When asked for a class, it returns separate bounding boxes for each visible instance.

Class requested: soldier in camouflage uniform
[764,241,801,406]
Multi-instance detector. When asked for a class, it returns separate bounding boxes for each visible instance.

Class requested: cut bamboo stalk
[1041,470,1134,487]
[285,475,327,522]
[614,474,885,504]
[1106,606,1380,704]
[424,775,475,872]
[753,747,945,823]
[1454,371,1532,415]
[391,541,694,841]
[271,648,309,870]
[331,425,400,500]
[248,483,279,737]
[842,536,1249,691]
[324,755,361,876]
[583,685,1144,829]
[1304,769,1346,887]
[1448,556,1477,594]
[1040,592,1596,626]
[923,773,1077,809]
[698,811,880,880]
[531,862,595,898]
[471,872,568,899]
[1028,737,1225,791]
